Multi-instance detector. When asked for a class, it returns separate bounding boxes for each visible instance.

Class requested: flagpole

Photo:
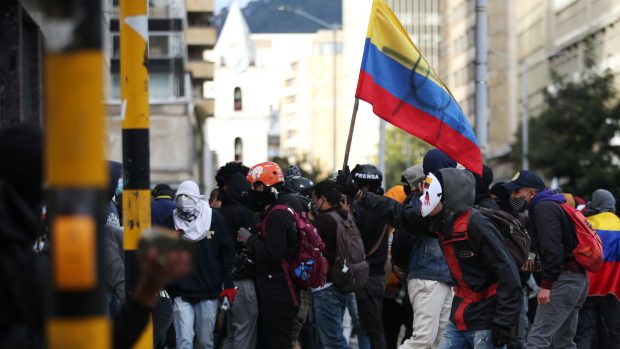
[342,98,360,173]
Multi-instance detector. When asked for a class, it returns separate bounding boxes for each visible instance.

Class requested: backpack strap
[260,204,299,306]
[367,224,388,257]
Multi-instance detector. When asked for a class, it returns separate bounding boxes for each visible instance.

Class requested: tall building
[277,29,344,173]
[106,0,216,189]
[439,0,518,166]
[387,0,441,68]
[517,0,620,116]
[341,0,381,168]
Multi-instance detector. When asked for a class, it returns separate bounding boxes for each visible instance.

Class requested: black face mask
[509,196,527,213]
[404,184,413,197]
[310,201,321,217]
[246,189,277,212]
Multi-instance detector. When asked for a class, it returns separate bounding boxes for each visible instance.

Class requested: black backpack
[473,206,531,268]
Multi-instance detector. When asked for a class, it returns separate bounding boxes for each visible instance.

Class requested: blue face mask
[116,178,124,196]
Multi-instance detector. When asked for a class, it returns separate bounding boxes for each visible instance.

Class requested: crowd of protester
[1,124,619,349]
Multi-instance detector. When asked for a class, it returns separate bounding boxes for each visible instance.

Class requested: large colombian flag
[356,0,482,175]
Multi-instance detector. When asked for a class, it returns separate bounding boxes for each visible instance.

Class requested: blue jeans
[438,322,506,349]
[173,297,219,349]
[313,285,349,349]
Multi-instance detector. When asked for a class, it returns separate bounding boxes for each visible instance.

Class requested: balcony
[194,98,214,119]
[185,27,216,48]
[186,0,214,13]
[186,60,214,80]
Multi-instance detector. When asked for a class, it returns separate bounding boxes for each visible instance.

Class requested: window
[234,137,243,162]
[149,35,169,57]
[234,87,242,111]
[112,35,120,57]
[150,73,172,99]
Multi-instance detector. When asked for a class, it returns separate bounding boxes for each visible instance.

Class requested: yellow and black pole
[44,0,109,348]
[120,0,153,348]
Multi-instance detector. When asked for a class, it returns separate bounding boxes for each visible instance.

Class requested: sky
[216,0,253,13]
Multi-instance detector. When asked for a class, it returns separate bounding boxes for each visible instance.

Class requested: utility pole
[475,0,488,158]
[521,60,529,170]
[44,0,109,348]
[121,0,153,347]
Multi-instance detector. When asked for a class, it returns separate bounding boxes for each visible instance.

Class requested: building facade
[106,0,216,189]
[207,4,349,175]
[439,0,518,165]
[517,0,620,116]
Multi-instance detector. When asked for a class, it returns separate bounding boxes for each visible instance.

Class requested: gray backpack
[326,211,369,292]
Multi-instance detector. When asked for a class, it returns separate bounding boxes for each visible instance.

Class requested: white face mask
[419,173,443,217]
[176,195,198,212]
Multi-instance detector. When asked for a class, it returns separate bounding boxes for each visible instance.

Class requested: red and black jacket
[438,209,523,331]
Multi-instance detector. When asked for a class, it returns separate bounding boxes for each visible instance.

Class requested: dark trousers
[576,295,620,349]
[152,296,173,349]
[356,273,387,349]
[260,290,301,349]
[383,295,413,349]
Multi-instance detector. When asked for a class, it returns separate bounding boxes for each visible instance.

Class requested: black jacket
[528,190,579,289]
[352,198,389,275]
[313,207,347,283]
[163,210,235,300]
[389,193,417,270]
[218,173,260,280]
[246,194,303,297]
[104,225,125,301]
[357,169,522,331]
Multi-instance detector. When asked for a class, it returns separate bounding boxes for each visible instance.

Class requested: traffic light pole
[120,0,153,347]
[44,0,109,348]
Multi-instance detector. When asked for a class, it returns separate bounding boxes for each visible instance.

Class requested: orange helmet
[246,162,284,187]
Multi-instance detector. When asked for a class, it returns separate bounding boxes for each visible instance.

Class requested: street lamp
[277,6,341,174]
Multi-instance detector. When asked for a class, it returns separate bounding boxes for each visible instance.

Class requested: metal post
[44,0,109,348]
[120,0,153,347]
[332,27,338,174]
[521,60,529,170]
[475,0,488,158]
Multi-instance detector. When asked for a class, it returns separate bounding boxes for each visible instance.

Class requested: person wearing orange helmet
[238,161,310,349]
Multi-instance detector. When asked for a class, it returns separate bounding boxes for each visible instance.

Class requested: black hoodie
[218,172,259,279]
[246,194,305,298]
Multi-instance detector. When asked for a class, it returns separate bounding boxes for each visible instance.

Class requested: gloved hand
[336,165,359,197]
[237,227,252,244]
[219,287,237,304]
[491,323,511,347]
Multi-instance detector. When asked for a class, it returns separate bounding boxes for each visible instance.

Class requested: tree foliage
[384,125,430,189]
[511,58,620,196]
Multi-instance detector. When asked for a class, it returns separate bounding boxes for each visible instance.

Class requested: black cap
[152,184,175,199]
[502,170,545,191]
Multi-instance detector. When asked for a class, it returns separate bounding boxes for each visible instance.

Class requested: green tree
[384,125,430,189]
[510,56,620,196]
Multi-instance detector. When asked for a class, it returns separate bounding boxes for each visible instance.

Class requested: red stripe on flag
[357,69,482,175]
